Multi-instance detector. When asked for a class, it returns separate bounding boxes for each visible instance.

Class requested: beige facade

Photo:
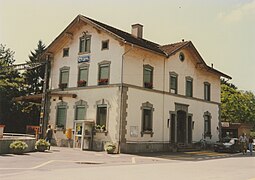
[44,15,230,152]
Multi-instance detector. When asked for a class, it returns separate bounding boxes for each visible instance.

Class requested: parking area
[1,146,254,180]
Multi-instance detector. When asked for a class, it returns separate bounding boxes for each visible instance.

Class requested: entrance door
[170,114,176,143]
[188,116,192,143]
[74,121,84,149]
[177,110,186,143]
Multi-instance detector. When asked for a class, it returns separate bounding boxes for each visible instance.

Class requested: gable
[42,14,231,79]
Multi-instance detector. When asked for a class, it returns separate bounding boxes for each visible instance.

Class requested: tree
[0,44,26,131]
[23,40,46,94]
[22,40,46,126]
[221,80,255,123]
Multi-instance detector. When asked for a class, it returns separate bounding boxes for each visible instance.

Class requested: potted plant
[77,80,87,87]
[104,142,117,154]
[35,139,50,152]
[9,140,28,154]
[95,125,106,132]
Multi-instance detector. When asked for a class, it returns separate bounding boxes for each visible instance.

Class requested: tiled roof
[83,15,166,55]
[160,41,190,56]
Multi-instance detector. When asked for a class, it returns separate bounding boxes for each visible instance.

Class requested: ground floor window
[96,105,107,131]
[56,102,67,129]
[141,102,154,137]
[204,111,212,138]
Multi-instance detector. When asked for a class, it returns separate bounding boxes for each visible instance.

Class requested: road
[0,147,255,180]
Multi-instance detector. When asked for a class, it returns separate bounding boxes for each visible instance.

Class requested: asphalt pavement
[0,146,254,180]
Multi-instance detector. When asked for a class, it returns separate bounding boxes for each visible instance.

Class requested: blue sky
[0,0,254,91]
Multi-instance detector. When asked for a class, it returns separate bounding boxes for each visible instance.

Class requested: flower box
[98,79,108,85]
[144,82,153,89]
[77,80,87,87]
[59,83,68,89]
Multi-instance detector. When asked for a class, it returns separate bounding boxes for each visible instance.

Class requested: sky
[0,0,254,91]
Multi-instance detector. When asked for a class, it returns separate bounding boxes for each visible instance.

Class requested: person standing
[239,133,248,155]
[248,136,253,156]
[45,125,53,150]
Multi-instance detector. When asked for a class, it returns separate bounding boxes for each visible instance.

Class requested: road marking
[131,157,136,164]
[31,160,55,169]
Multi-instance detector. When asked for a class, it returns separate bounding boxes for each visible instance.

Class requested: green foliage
[9,141,28,150]
[221,80,255,123]
[23,40,46,95]
[0,44,26,127]
[104,142,116,153]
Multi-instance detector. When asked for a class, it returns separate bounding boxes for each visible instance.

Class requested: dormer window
[79,35,91,53]
[101,40,109,50]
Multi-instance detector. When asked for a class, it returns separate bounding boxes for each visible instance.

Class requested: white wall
[125,87,220,143]
[49,24,124,90]
[49,87,120,143]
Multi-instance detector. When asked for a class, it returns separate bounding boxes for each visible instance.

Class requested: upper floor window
[186,77,193,97]
[143,65,153,89]
[204,82,211,101]
[78,65,89,87]
[170,72,178,94]
[56,102,67,129]
[141,102,154,137]
[79,35,91,53]
[59,67,70,89]
[204,111,212,138]
[63,48,69,57]
[101,40,109,50]
[98,61,110,85]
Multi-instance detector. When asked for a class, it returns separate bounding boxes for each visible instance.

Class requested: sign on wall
[78,55,90,63]
[130,126,139,137]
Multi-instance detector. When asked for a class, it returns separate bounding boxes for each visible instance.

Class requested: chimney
[131,24,143,38]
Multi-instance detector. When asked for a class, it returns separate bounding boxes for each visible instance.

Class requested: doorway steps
[176,143,200,152]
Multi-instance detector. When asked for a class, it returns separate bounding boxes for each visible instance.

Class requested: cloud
[218,0,255,23]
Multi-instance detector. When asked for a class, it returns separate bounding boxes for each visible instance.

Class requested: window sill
[78,52,90,55]
[95,130,108,136]
[141,131,154,137]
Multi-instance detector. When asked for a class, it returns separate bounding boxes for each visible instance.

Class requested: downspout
[162,57,166,150]
[118,42,133,153]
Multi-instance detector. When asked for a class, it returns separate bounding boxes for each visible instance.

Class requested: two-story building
[43,15,231,153]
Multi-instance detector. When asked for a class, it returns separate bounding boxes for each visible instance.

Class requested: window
[59,67,70,89]
[74,100,88,120]
[101,40,109,50]
[204,82,211,101]
[141,102,154,136]
[79,35,91,53]
[78,66,88,87]
[96,105,107,129]
[98,63,110,85]
[143,65,153,89]
[56,103,67,129]
[142,108,152,131]
[204,112,212,138]
[75,106,85,120]
[170,72,178,94]
[63,48,69,57]
[186,77,193,97]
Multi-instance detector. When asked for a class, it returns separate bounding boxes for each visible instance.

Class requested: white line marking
[131,157,136,164]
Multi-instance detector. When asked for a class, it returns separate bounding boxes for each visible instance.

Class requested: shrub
[35,139,50,148]
[104,142,117,153]
[9,141,28,150]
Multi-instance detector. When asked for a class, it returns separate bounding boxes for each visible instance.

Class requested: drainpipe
[118,42,133,153]
[162,57,166,150]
